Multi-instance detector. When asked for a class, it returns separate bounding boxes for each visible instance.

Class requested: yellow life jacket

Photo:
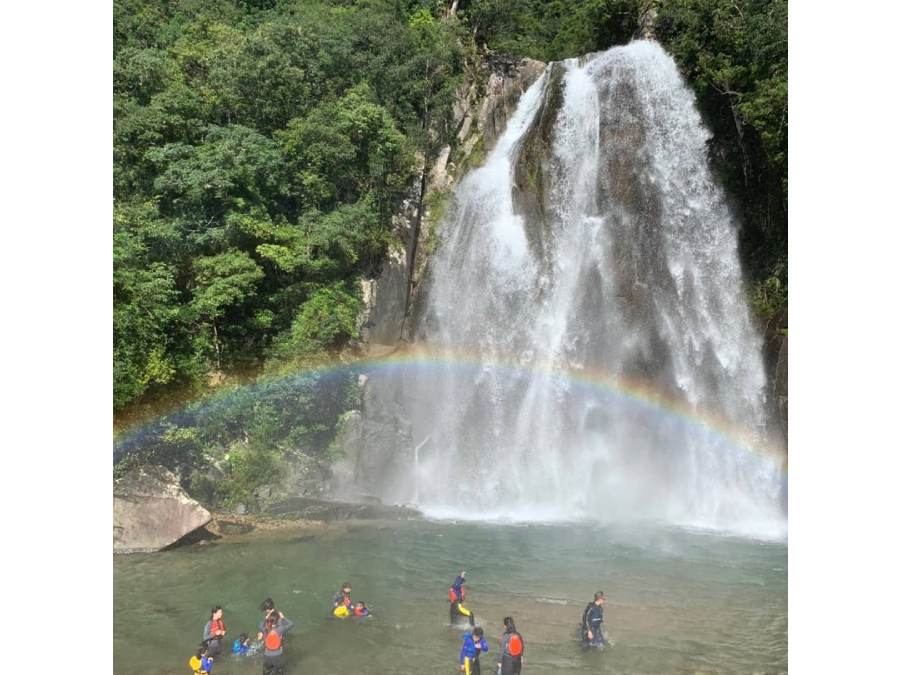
[188,655,208,674]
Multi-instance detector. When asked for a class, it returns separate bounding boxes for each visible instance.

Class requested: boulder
[114,465,212,553]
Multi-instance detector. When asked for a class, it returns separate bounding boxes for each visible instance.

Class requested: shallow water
[114,520,786,674]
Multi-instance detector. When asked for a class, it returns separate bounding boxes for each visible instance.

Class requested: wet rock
[278,451,330,500]
[329,410,364,490]
[511,62,567,268]
[114,465,212,553]
[213,519,255,536]
[762,305,788,443]
[479,55,547,152]
[774,334,788,439]
[358,246,408,348]
[327,370,414,503]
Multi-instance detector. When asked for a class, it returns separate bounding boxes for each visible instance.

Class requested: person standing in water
[202,606,226,659]
[581,591,606,648]
[257,609,294,675]
[449,570,475,626]
[459,626,489,674]
[497,616,525,674]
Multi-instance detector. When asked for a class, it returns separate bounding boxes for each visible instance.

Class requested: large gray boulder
[114,465,211,553]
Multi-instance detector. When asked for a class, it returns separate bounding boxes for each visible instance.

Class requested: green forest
[114,0,787,505]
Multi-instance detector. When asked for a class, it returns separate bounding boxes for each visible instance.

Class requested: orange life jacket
[264,629,282,651]
[449,586,465,602]
[508,632,524,657]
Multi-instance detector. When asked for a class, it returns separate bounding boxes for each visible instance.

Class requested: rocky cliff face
[355,53,547,353]
[763,305,788,443]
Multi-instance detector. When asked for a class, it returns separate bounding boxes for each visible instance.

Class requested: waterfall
[380,42,786,538]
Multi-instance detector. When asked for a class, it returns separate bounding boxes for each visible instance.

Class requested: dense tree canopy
[114,0,464,413]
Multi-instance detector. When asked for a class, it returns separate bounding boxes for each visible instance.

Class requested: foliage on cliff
[114,0,465,412]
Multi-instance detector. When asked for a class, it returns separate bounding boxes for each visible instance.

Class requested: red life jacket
[508,632,524,657]
[210,619,225,636]
[264,629,282,651]
[448,586,465,602]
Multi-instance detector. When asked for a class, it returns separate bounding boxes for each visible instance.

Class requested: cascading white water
[395,42,786,538]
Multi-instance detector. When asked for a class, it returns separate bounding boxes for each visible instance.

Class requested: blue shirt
[459,632,489,664]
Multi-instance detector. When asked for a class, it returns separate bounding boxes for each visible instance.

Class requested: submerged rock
[114,465,211,553]
[264,496,421,521]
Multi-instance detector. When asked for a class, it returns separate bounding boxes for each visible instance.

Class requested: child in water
[231,632,257,655]
[332,581,353,618]
[353,601,370,618]
[189,643,214,674]
[459,626,488,675]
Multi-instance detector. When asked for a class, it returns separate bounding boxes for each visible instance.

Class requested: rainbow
[113,344,787,472]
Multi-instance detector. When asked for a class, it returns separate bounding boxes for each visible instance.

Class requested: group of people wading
[191,598,294,675]
[448,571,607,675]
[189,571,607,674]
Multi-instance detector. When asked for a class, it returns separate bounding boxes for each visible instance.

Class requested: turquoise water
[113,520,787,674]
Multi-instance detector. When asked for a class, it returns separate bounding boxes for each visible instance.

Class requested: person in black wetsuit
[497,616,525,674]
[581,591,606,647]
[449,571,475,626]
[257,609,294,675]
[202,606,226,659]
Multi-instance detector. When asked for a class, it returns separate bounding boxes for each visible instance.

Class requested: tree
[113,202,182,409]
[188,250,265,370]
